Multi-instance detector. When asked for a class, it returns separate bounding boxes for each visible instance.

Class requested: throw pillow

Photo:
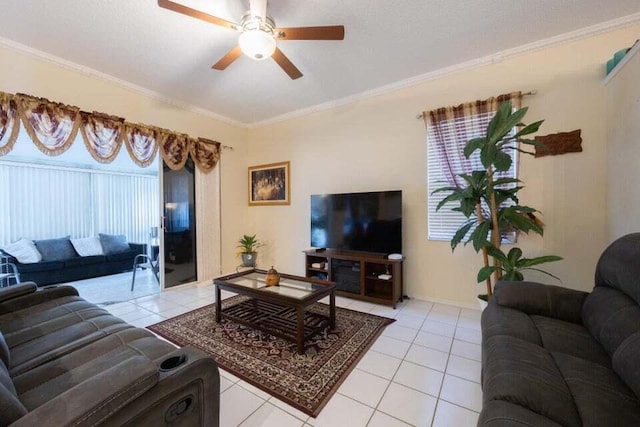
[99,233,130,255]
[34,236,78,262]
[70,237,104,257]
[1,239,42,264]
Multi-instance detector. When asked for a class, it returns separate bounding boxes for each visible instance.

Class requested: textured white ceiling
[0,0,639,125]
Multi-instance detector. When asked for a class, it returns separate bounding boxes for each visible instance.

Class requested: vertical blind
[427,112,517,240]
[0,161,159,246]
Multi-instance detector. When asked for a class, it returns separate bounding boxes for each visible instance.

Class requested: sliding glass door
[162,159,197,288]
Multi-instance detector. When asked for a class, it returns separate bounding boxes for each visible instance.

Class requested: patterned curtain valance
[123,123,160,168]
[159,130,191,170]
[190,138,221,173]
[425,91,523,125]
[0,92,19,156]
[79,111,125,164]
[17,93,80,156]
[0,90,224,172]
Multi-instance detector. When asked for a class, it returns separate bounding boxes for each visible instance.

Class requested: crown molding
[249,12,640,128]
[1,11,638,129]
[0,36,249,128]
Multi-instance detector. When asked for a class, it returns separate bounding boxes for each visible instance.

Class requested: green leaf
[489,105,528,144]
[507,247,523,265]
[480,143,498,169]
[514,120,544,138]
[463,137,486,158]
[494,151,512,172]
[492,177,521,187]
[516,255,563,268]
[435,192,465,211]
[486,244,508,263]
[523,267,561,282]
[469,221,491,252]
[477,266,497,283]
[430,186,460,195]
[451,222,473,251]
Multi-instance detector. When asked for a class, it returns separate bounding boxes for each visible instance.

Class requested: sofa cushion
[481,303,542,345]
[552,352,640,426]
[0,358,27,426]
[595,232,640,304]
[70,237,104,257]
[482,335,580,427]
[531,315,611,367]
[34,237,78,262]
[13,328,175,411]
[99,233,130,255]
[63,255,107,268]
[105,249,137,262]
[582,286,640,357]
[613,331,640,399]
[478,400,563,427]
[0,332,9,367]
[0,239,41,264]
[14,260,64,273]
[0,296,94,334]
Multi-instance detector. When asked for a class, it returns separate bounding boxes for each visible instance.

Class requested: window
[426,105,518,241]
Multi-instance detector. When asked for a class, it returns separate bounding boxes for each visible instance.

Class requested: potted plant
[432,101,562,309]
[237,234,264,267]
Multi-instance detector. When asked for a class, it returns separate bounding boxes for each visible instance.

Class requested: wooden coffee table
[213,269,336,354]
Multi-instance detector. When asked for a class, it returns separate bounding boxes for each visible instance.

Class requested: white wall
[0,45,249,280]
[247,25,640,306]
[606,43,640,240]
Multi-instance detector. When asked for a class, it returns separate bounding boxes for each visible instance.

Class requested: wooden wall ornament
[534,129,582,158]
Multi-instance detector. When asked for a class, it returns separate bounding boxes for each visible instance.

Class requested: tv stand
[303,249,404,308]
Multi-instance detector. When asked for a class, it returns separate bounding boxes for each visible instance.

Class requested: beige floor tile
[367,411,412,427]
[220,385,265,427]
[240,402,304,427]
[370,336,411,359]
[440,375,483,412]
[306,394,374,427]
[450,340,482,361]
[393,312,426,329]
[356,350,402,380]
[413,331,453,353]
[446,355,482,383]
[269,397,310,422]
[378,382,437,427]
[337,369,389,407]
[393,361,443,397]
[432,400,479,427]
[382,323,419,343]
[404,344,449,372]
[421,319,456,338]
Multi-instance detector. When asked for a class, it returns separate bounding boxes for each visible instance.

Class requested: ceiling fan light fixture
[239,30,276,60]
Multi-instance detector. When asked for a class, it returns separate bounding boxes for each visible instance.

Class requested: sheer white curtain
[0,161,159,246]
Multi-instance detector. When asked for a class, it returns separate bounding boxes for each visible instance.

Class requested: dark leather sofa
[0,282,219,426]
[1,243,145,286]
[479,233,640,426]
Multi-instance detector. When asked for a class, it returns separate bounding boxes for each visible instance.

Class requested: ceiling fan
[158,0,345,80]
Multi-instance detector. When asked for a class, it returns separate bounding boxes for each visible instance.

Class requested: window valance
[0,91,221,173]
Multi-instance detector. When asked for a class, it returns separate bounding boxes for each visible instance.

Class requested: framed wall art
[248,161,290,206]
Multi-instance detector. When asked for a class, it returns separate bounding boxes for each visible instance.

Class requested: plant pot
[477,295,489,311]
[241,252,257,267]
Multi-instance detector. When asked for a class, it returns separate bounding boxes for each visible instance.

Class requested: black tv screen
[311,190,402,254]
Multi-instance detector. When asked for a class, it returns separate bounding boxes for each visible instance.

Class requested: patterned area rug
[147,295,394,417]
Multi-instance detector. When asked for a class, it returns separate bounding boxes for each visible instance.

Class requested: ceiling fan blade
[158,0,239,31]
[212,46,243,70]
[250,0,268,21]
[274,26,345,40]
[272,48,303,80]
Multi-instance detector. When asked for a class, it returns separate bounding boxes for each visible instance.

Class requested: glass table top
[218,272,328,300]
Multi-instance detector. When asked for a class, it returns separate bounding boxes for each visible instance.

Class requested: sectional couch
[0,282,219,426]
[1,243,145,286]
[479,233,640,426]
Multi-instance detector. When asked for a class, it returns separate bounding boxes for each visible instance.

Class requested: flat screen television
[311,190,402,254]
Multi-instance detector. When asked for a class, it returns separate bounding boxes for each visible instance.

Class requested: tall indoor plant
[432,102,562,303]
[237,234,265,267]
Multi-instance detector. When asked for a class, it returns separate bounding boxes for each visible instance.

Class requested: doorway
[162,158,197,288]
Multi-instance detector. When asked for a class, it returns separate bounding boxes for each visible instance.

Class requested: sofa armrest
[10,355,159,427]
[0,285,79,315]
[493,281,588,324]
[0,282,37,303]
[128,243,146,255]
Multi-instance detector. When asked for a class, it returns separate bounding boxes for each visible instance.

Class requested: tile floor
[98,282,482,427]
[68,269,160,304]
